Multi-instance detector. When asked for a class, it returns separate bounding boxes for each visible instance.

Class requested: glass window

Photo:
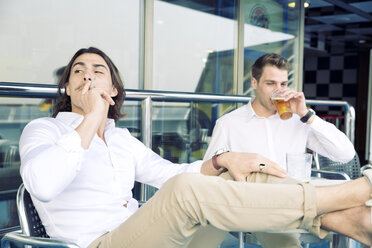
[243,0,300,95]
[153,0,237,93]
[0,99,50,231]
[0,0,139,89]
[151,102,204,162]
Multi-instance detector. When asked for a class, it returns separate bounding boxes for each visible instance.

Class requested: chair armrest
[311,169,351,180]
[1,231,80,248]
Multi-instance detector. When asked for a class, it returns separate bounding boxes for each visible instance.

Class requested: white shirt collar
[245,101,257,121]
[247,99,280,120]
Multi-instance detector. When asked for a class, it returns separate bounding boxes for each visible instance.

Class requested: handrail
[0,81,358,106]
[0,82,356,143]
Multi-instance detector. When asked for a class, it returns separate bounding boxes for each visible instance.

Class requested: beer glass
[271,89,293,120]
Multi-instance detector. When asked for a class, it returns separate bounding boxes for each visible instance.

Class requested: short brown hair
[53,47,125,122]
[252,53,290,82]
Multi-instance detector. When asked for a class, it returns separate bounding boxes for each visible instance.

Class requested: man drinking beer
[203,53,355,248]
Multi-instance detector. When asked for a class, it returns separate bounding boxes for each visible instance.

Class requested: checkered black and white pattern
[303,51,358,117]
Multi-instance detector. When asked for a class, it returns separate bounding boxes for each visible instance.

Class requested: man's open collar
[246,101,258,121]
[247,100,279,120]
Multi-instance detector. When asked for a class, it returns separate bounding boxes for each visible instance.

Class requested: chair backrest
[17,183,49,238]
[314,153,361,179]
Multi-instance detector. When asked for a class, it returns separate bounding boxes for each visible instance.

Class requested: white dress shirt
[19,112,202,248]
[204,101,355,169]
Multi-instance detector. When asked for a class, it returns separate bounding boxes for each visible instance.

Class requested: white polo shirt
[20,112,202,248]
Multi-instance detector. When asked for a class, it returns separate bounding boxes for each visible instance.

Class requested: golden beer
[271,97,293,120]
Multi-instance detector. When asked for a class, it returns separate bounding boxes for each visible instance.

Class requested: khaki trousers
[187,172,303,248]
[88,172,324,248]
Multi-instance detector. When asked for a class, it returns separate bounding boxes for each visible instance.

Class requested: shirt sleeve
[123,129,203,189]
[20,118,85,202]
[307,116,355,163]
[203,120,229,160]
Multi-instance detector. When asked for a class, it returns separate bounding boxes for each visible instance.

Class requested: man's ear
[65,83,71,96]
[251,77,258,90]
[110,87,118,97]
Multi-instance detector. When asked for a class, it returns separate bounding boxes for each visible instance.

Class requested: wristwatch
[212,147,230,172]
[300,109,315,123]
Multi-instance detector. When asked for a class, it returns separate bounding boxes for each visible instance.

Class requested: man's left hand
[218,152,287,182]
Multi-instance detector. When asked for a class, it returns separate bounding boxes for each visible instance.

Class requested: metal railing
[0,81,356,144]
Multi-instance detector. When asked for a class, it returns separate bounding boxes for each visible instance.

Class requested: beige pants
[88,172,324,248]
[246,172,303,248]
[187,172,303,248]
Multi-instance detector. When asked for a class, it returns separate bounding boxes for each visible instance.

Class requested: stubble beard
[264,98,277,114]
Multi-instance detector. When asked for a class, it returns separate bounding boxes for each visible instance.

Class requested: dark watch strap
[300,109,315,123]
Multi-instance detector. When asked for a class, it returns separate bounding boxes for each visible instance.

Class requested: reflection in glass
[154,0,237,93]
[0,101,46,230]
[0,0,139,89]
[243,0,299,96]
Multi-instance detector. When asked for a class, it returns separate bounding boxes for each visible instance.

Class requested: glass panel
[243,0,300,95]
[0,0,139,89]
[0,98,52,230]
[152,102,192,162]
[118,102,143,140]
[153,0,237,93]
[151,101,242,163]
[0,199,19,231]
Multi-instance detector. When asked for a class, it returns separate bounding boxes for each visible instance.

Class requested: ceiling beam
[323,0,372,21]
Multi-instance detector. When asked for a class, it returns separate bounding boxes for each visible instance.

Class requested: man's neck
[251,99,276,118]
[72,107,109,142]
[97,119,107,141]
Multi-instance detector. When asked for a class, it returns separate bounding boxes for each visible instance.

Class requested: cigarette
[90,78,96,89]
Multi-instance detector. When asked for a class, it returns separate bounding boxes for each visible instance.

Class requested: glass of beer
[271,89,293,120]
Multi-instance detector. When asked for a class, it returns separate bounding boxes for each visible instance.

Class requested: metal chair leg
[239,232,244,248]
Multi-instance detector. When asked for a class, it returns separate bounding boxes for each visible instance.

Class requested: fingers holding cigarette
[80,77,115,106]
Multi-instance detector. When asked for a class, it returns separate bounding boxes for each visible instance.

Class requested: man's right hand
[74,82,116,149]
[80,81,115,117]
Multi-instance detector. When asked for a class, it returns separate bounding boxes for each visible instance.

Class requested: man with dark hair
[19,48,372,248]
[204,53,355,247]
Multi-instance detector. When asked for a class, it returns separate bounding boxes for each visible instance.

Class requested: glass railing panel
[118,102,143,140]
[151,101,241,163]
[0,98,53,231]
[151,102,195,163]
